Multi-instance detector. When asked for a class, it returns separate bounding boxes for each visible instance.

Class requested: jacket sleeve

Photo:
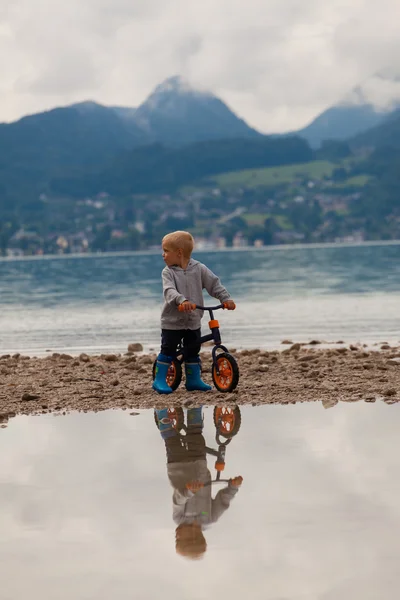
[200,264,231,302]
[210,484,239,524]
[162,268,186,306]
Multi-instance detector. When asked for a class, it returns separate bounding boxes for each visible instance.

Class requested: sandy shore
[1,341,400,426]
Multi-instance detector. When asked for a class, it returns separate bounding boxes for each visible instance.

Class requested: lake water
[1,401,400,599]
[1,243,400,356]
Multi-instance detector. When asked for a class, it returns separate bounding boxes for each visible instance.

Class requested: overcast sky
[1,0,400,132]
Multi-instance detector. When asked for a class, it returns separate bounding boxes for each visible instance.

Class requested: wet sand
[1,341,400,425]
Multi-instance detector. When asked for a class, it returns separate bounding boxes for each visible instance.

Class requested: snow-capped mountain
[294,70,400,148]
[131,75,260,145]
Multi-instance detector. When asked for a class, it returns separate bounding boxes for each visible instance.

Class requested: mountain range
[1,73,400,207]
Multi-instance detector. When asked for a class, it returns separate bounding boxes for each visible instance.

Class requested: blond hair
[162,231,194,258]
[175,524,207,560]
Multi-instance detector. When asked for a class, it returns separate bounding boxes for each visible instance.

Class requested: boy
[153,230,235,394]
[155,406,243,560]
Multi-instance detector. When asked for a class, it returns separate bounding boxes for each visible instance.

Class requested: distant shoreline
[2,238,400,262]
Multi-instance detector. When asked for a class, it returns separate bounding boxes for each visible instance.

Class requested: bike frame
[175,304,230,373]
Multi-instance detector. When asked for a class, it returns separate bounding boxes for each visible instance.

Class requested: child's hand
[186,480,204,493]
[179,301,196,312]
[229,476,243,487]
[223,300,236,310]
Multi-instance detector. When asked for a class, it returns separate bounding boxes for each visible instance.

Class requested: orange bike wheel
[213,406,241,438]
[152,359,182,391]
[211,352,239,393]
[154,407,185,431]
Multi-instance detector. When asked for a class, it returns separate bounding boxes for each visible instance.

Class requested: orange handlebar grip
[215,461,225,472]
[178,303,197,312]
[223,301,236,310]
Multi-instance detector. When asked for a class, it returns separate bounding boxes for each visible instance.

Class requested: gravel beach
[1,341,400,427]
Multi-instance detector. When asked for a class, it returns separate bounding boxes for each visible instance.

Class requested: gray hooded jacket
[161,258,231,330]
[168,459,239,526]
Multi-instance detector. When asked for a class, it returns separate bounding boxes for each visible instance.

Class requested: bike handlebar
[178,302,235,312]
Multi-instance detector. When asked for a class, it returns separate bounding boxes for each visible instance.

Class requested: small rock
[350,345,358,351]
[184,400,193,407]
[72,361,80,367]
[0,354,10,360]
[139,356,153,365]
[299,355,315,362]
[128,343,144,353]
[111,379,119,386]
[381,344,391,350]
[130,412,140,416]
[124,363,138,371]
[104,354,118,362]
[290,343,301,352]
[79,353,90,362]
[60,354,73,360]
[21,392,39,401]
[309,370,320,378]
[322,398,338,409]
[123,356,137,364]
[384,388,396,397]
[281,340,293,345]
[309,340,321,345]
[12,353,20,360]
[336,340,344,344]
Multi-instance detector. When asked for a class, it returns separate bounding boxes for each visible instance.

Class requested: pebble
[128,343,144,352]
[384,388,397,397]
[21,392,40,401]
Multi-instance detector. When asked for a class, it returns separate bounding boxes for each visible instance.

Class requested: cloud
[1,0,400,131]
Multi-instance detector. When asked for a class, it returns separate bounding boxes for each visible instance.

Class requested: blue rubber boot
[185,358,212,392]
[152,354,173,394]
[154,408,177,440]
[187,406,204,427]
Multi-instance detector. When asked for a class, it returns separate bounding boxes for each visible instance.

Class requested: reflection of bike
[154,406,241,485]
[152,304,239,393]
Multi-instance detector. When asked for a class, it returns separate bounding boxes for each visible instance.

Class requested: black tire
[154,407,185,431]
[152,358,182,391]
[211,352,239,393]
[213,406,241,438]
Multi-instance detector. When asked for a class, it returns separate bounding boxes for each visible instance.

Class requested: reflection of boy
[155,406,243,560]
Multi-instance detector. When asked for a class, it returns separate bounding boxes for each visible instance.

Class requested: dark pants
[161,328,201,360]
[165,425,206,464]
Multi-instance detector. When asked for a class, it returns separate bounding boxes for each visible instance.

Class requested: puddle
[1,402,400,599]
